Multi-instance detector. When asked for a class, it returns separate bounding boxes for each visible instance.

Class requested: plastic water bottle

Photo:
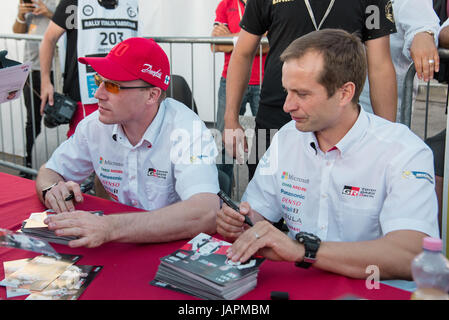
[411,237,449,300]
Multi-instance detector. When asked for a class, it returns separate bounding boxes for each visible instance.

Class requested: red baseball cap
[78,37,171,91]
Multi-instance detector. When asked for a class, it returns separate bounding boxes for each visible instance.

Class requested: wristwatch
[42,183,57,201]
[295,232,321,269]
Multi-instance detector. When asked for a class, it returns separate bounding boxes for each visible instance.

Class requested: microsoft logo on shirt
[281,171,309,184]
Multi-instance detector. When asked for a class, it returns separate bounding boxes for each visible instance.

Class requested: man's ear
[339,82,356,106]
[146,87,162,105]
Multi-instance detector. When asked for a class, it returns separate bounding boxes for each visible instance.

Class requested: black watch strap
[295,232,321,269]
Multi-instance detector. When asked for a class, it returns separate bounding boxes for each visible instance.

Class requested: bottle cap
[423,237,442,251]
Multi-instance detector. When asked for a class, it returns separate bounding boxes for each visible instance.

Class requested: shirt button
[321,194,327,199]
[320,225,326,230]
[326,161,331,166]
[130,176,135,180]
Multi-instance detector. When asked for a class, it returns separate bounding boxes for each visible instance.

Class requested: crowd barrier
[0,34,266,199]
[0,34,447,200]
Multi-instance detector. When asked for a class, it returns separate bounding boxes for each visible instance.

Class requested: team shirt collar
[111,100,166,147]
[305,105,368,157]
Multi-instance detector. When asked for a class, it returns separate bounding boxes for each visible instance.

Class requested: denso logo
[281,197,302,207]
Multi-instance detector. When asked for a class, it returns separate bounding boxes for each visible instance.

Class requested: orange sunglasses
[94,73,153,94]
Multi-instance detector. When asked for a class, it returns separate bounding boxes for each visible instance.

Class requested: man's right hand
[40,80,54,115]
[217,201,254,241]
[18,1,34,18]
[222,120,248,163]
[43,180,84,213]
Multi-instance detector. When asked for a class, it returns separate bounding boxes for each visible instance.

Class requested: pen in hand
[217,190,254,227]
[64,182,93,202]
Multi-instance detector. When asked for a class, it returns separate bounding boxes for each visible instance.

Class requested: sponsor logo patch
[281,171,309,184]
[402,170,434,184]
[148,168,168,179]
[342,185,376,198]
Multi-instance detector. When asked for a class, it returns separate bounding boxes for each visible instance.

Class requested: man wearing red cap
[34,37,220,248]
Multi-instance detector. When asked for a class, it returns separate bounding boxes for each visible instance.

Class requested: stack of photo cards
[151,233,265,300]
[21,210,103,245]
[0,228,60,259]
[0,254,102,300]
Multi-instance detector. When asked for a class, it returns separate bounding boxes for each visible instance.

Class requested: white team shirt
[243,107,440,241]
[46,98,219,211]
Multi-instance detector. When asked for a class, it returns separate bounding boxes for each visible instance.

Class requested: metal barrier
[0,33,65,177]
[0,34,267,199]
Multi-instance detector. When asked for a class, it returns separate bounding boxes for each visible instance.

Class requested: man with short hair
[35,37,220,248]
[217,29,439,280]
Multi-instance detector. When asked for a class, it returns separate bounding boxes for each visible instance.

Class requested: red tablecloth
[0,172,411,300]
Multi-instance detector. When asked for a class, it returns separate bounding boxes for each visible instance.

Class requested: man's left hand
[226,221,304,263]
[45,211,113,248]
[32,0,53,19]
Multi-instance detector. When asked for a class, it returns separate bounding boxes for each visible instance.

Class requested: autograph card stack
[0,254,102,300]
[21,210,103,245]
[151,233,264,300]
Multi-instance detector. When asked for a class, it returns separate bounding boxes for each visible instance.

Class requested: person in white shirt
[360,0,440,120]
[35,37,220,248]
[217,29,439,280]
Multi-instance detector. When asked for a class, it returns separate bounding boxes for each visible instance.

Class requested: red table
[0,172,411,300]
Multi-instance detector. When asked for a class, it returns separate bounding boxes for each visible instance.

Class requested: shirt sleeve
[52,0,76,31]
[215,0,228,25]
[395,0,440,60]
[45,118,95,184]
[441,17,449,30]
[380,139,440,238]
[363,0,397,41]
[242,132,282,223]
[239,0,271,36]
[172,120,220,200]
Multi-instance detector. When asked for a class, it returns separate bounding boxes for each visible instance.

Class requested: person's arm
[223,29,261,159]
[39,20,65,114]
[45,193,220,248]
[35,164,83,213]
[227,220,426,280]
[210,23,235,53]
[439,25,449,48]
[396,0,440,82]
[12,1,34,33]
[365,35,398,122]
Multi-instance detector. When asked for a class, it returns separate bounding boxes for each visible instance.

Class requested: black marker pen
[217,190,254,227]
[64,182,93,202]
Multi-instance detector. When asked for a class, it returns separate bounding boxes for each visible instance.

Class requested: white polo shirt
[46,98,220,211]
[243,108,439,241]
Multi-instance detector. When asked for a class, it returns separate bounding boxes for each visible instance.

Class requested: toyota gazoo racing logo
[342,185,360,196]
